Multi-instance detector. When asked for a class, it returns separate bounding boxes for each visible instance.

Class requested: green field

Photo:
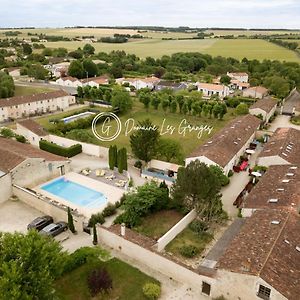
[36,100,236,157]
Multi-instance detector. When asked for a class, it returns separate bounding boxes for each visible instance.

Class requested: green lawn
[36,99,236,157]
[55,257,159,300]
[165,227,213,259]
[134,210,184,240]
[14,85,57,96]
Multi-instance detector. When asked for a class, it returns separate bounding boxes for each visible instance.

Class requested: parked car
[39,222,68,237]
[27,215,54,231]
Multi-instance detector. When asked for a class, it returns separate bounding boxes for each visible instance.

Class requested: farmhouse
[0,90,76,122]
[119,76,160,90]
[0,137,70,203]
[217,209,300,300]
[196,82,230,99]
[249,97,277,123]
[154,81,187,91]
[242,165,300,216]
[81,75,110,87]
[257,128,300,166]
[45,62,70,78]
[282,88,300,116]
[227,72,249,83]
[229,79,250,91]
[186,114,261,175]
[56,76,83,87]
[243,86,268,99]
[16,119,48,147]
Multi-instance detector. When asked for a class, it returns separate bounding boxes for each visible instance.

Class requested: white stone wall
[249,108,267,120]
[156,210,197,251]
[11,158,70,187]
[49,134,109,158]
[0,173,12,203]
[16,124,48,147]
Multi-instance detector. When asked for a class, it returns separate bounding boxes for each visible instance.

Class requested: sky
[0,0,299,29]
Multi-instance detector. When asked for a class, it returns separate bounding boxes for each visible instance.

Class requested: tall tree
[111,87,132,113]
[83,43,95,55]
[67,207,76,233]
[0,230,67,299]
[68,60,84,79]
[130,119,160,162]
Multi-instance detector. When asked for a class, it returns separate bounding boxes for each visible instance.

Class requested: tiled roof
[197,82,227,92]
[156,81,185,88]
[244,86,268,95]
[81,76,109,84]
[188,115,261,167]
[258,128,300,165]
[228,72,248,77]
[0,90,69,108]
[0,137,67,172]
[60,76,80,82]
[243,165,300,211]
[17,119,48,137]
[249,97,277,114]
[218,210,300,300]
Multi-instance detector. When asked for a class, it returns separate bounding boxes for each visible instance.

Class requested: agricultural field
[36,100,236,158]
[14,85,56,96]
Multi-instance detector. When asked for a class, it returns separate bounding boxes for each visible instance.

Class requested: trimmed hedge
[39,140,82,157]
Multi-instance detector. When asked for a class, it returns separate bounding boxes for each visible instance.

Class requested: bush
[189,220,209,234]
[15,134,26,143]
[102,203,117,218]
[87,267,112,296]
[39,140,82,157]
[143,283,161,300]
[228,170,234,177]
[179,245,199,258]
[134,160,142,169]
[88,213,105,227]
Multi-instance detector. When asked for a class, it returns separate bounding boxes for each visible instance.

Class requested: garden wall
[49,135,109,158]
[156,209,197,251]
[97,225,216,294]
[148,159,182,172]
[0,173,12,203]
[13,185,85,231]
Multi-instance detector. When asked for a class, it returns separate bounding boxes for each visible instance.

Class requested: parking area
[0,199,42,233]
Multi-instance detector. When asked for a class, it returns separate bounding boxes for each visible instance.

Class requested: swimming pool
[41,177,107,208]
[61,112,95,124]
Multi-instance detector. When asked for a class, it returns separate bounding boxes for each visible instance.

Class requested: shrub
[134,160,142,169]
[237,208,242,218]
[102,203,116,218]
[67,207,76,233]
[87,267,112,296]
[15,134,26,143]
[0,127,15,137]
[179,245,199,258]
[142,283,161,300]
[39,140,82,157]
[88,213,105,227]
[189,220,209,234]
[228,170,234,177]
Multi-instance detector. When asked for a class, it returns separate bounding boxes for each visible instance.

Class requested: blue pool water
[41,178,107,208]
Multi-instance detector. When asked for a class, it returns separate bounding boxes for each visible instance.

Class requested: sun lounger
[96,169,106,177]
[82,169,90,176]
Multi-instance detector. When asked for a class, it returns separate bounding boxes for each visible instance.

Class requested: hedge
[39,140,82,157]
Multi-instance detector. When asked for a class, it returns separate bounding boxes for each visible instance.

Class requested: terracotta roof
[0,137,67,172]
[197,82,227,92]
[0,90,69,108]
[249,97,277,113]
[258,128,300,165]
[243,165,300,211]
[244,86,268,95]
[81,76,109,84]
[188,115,261,167]
[60,76,80,82]
[17,119,48,137]
[231,80,250,88]
[156,81,186,88]
[218,210,300,300]
[228,72,248,77]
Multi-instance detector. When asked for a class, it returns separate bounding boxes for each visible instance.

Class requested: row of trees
[108,145,128,173]
[77,85,112,102]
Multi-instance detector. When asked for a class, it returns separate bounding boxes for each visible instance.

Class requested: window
[202,282,211,296]
[257,285,271,300]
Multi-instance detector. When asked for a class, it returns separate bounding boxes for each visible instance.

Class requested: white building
[186,115,261,175]
[249,97,277,123]
[81,76,109,88]
[196,82,230,99]
[119,76,160,90]
[227,72,249,83]
[0,90,76,122]
[56,76,83,88]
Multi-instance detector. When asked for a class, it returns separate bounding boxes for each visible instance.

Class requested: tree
[83,43,95,55]
[0,230,67,300]
[108,145,117,170]
[235,103,249,115]
[157,138,184,163]
[0,71,15,98]
[220,75,231,85]
[170,100,177,113]
[209,165,230,186]
[22,43,32,55]
[77,86,84,98]
[83,59,98,77]
[161,98,169,114]
[151,96,160,110]
[67,207,76,233]
[111,87,132,113]
[171,160,225,223]
[139,92,151,110]
[68,60,84,78]
[122,147,128,171]
[130,119,160,162]
[93,224,98,245]
[117,148,124,173]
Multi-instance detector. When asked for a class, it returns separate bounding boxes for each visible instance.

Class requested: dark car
[39,222,68,237]
[27,215,54,231]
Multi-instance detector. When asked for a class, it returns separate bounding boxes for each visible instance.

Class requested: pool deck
[35,172,125,218]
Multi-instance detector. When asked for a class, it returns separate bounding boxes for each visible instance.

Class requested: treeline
[0,71,15,98]
[269,39,298,51]
[99,33,143,44]
[4,31,21,36]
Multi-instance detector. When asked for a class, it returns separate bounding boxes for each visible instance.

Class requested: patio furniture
[96,169,105,177]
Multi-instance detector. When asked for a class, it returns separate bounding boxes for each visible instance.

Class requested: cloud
[0,0,299,28]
